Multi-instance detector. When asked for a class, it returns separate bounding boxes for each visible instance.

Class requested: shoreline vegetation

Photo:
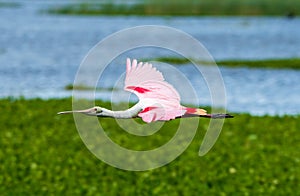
[148,57,300,69]
[217,58,300,69]
[64,84,117,91]
[47,0,300,16]
[141,57,300,70]
[0,98,299,194]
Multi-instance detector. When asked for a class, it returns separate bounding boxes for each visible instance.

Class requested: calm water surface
[0,1,299,115]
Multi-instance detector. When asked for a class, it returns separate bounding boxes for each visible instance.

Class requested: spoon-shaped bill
[57,108,95,115]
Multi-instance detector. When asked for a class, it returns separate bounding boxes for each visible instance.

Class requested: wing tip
[127,58,140,71]
[132,59,137,69]
[126,58,155,70]
[126,58,131,72]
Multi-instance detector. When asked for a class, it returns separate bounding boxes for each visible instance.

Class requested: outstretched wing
[124,58,185,122]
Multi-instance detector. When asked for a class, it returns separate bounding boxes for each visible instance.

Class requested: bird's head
[58,106,104,116]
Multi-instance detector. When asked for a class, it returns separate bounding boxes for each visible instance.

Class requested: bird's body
[58,58,233,122]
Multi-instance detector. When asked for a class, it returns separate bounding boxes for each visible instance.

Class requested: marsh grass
[148,57,300,69]
[217,58,300,69]
[64,84,117,91]
[47,0,300,16]
[0,98,299,195]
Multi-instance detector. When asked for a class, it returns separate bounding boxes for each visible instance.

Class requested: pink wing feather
[124,58,185,123]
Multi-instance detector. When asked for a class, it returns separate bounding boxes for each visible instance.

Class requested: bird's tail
[185,108,234,119]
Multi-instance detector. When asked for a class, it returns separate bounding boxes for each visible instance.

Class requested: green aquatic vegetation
[148,57,300,69]
[0,98,299,195]
[47,0,300,16]
[64,84,116,91]
[217,58,300,69]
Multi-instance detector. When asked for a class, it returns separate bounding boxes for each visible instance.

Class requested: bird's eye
[94,108,102,113]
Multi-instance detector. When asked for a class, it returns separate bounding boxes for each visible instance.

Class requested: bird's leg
[182,107,233,119]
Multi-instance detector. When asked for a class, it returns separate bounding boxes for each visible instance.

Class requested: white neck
[97,103,143,119]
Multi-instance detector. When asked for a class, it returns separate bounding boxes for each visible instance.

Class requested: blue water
[0,1,299,115]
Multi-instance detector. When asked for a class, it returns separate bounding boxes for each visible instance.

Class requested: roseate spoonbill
[58,58,233,123]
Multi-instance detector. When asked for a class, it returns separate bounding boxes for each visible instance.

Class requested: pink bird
[58,58,233,122]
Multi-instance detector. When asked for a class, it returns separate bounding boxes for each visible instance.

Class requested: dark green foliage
[64,84,115,91]
[0,98,299,195]
[149,57,300,69]
[217,58,300,70]
[47,0,300,16]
